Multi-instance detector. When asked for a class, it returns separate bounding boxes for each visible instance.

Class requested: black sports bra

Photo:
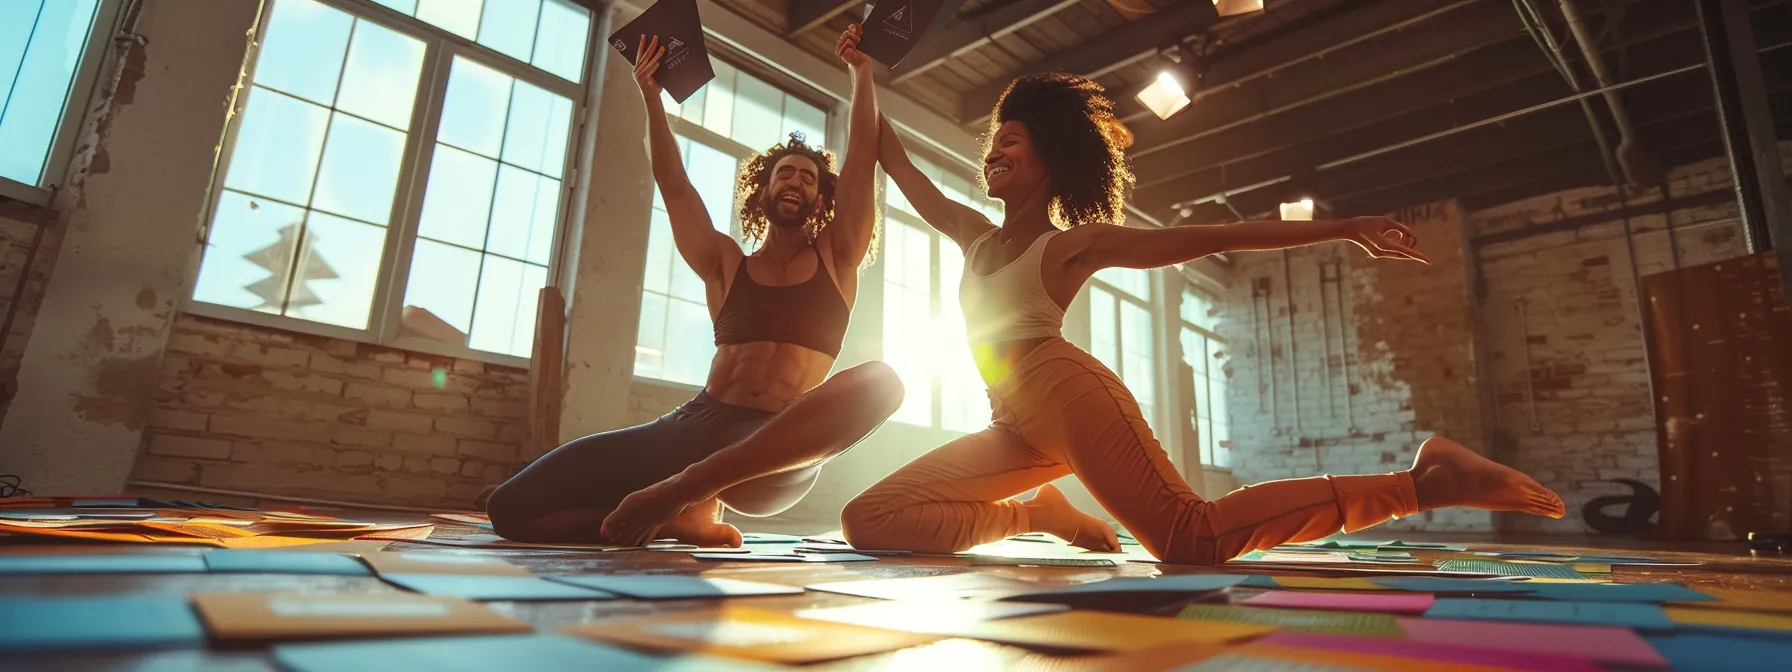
[712,249,849,358]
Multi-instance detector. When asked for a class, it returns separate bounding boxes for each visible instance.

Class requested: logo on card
[662,35,692,70]
[613,38,628,53]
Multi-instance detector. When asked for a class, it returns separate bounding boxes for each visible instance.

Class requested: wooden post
[521,287,567,475]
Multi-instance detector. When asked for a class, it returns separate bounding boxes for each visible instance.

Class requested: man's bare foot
[659,498,742,548]
[1411,437,1565,518]
[601,478,702,546]
[1025,483,1121,552]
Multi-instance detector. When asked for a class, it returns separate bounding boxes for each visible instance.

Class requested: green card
[1176,604,1403,637]
[1437,558,1587,580]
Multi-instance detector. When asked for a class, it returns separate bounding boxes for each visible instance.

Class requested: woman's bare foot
[1025,483,1121,552]
[602,477,703,546]
[1411,437,1565,518]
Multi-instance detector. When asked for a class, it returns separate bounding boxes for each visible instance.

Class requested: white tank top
[959,228,1066,344]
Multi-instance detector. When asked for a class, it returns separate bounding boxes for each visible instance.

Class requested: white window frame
[0,0,124,207]
[1088,270,1164,433]
[1178,280,1230,472]
[182,0,593,368]
[882,203,949,428]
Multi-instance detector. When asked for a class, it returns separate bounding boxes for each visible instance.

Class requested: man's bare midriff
[704,341,837,412]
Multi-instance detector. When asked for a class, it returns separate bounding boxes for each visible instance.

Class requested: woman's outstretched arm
[1067,216,1429,274]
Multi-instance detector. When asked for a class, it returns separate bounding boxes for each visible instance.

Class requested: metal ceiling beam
[955,0,1220,123]
[788,0,861,36]
[890,0,1083,85]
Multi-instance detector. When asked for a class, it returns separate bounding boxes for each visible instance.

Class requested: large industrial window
[1090,266,1160,433]
[189,0,592,364]
[0,0,113,205]
[1180,286,1230,469]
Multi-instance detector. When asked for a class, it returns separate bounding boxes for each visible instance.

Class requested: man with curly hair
[843,73,1566,565]
[488,26,897,547]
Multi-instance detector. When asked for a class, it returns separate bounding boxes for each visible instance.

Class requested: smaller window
[0,0,105,195]
[1180,287,1229,469]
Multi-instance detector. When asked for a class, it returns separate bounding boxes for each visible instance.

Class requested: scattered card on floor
[1436,558,1586,580]
[1254,632,1605,672]
[941,610,1274,652]
[965,555,1117,567]
[1520,582,1714,603]
[274,633,764,672]
[797,599,1068,633]
[382,573,618,601]
[1370,576,1536,593]
[1002,574,1248,604]
[739,533,804,544]
[548,574,801,600]
[359,551,532,577]
[1646,632,1792,672]
[0,554,208,575]
[1399,618,1667,667]
[1664,606,1792,634]
[190,592,533,640]
[1425,598,1673,630]
[1242,590,1435,614]
[0,595,204,653]
[1179,604,1403,637]
[1676,588,1792,613]
[203,550,371,575]
[1242,576,1381,591]
[808,573,1040,601]
[692,552,876,563]
[563,607,937,663]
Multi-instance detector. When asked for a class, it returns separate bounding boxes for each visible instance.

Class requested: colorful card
[1646,632,1792,672]
[0,596,204,652]
[1242,590,1435,614]
[547,574,801,600]
[1425,598,1673,629]
[1521,581,1714,603]
[382,573,618,601]
[797,599,1067,633]
[1437,559,1586,580]
[606,0,715,103]
[1257,632,1604,672]
[808,573,1040,601]
[358,551,532,577]
[943,610,1274,652]
[1002,574,1248,603]
[1178,604,1403,637]
[965,555,1117,568]
[1664,606,1792,634]
[1399,617,1666,666]
[429,513,492,528]
[563,607,937,663]
[1677,588,1792,614]
[202,550,370,575]
[739,533,805,544]
[273,633,759,672]
[191,592,532,641]
[692,552,876,563]
[406,533,640,552]
[1370,576,1536,593]
[0,553,207,574]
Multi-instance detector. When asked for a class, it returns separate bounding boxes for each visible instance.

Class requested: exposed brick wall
[128,314,529,509]
[628,379,699,425]
[0,201,63,425]
[1468,143,1790,533]
[1217,200,1492,532]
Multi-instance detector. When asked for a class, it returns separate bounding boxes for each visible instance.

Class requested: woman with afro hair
[842,73,1565,564]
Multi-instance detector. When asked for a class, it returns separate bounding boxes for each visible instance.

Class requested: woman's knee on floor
[837,361,905,416]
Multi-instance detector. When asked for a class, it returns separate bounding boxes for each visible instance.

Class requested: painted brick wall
[0,202,63,425]
[1217,200,1493,532]
[128,314,530,509]
[1469,143,1791,533]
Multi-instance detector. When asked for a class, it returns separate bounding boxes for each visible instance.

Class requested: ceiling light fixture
[1137,47,1196,121]
[1215,0,1266,17]
[1279,198,1315,221]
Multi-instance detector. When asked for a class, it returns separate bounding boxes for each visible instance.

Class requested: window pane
[1090,287,1117,372]
[674,84,708,126]
[0,0,101,186]
[685,140,737,234]
[439,57,512,158]
[371,0,417,12]
[418,145,498,249]
[477,0,540,63]
[1198,418,1213,467]
[1181,287,1219,333]
[1096,266,1151,299]
[643,207,675,295]
[732,71,783,151]
[883,222,935,427]
[781,96,826,147]
[334,18,426,130]
[403,239,482,334]
[1214,420,1231,469]
[485,165,559,265]
[224,87,330,205]
[532,0,591,82]
[1181,330,1206,376]
[415,0,482,39]
[469,255,547,356]
[501,82,573,178]
[254,0,351,106]
[1120,299,1156,431]
[666,298,716,384]
[885,175,916,218]
[701,62,736,141]
[193,191,306,312]
[939,248,988,432]
[634,292,668,378]
[287,211,386,328]
[311,113,407,225]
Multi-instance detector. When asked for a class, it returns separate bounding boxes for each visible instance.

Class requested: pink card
[1242,590,1435,614]
[1398,618,1667,667]
[1258,632,1604,672]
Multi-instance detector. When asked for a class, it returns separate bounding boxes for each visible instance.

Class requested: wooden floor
[6,514,1792,670]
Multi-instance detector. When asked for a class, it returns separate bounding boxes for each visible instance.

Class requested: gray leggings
[489,392,824,523]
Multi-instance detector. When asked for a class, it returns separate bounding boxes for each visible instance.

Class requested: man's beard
[765,189,812,229]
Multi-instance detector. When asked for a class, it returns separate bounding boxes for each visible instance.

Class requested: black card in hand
[858,0,966,68]
[607,0,715,103]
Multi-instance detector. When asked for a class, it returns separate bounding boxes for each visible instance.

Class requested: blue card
[202,550,371,576]
[0,554,207,574]
[738,533,804,544]
[1002,574,1248,602]
[0,596,204,652]
[1521,582,1715,603]
[1646,632,1792,671]
[691,552,876,563]
[1425,598,1674,629]
[1237,575,1281,589]
[1370,577,1536,593]
[274,634,753,672]
[382,574,618,601]
[547,574,802,599]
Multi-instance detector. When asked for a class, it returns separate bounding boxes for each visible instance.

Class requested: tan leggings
[842,338,1419,565]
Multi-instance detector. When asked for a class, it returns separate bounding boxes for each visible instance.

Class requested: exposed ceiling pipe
[1515,0,1625,187]
[1559,0,1660,187]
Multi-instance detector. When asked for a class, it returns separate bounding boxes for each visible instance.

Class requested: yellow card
[1571,563,1612,574]
[943,610,1274,652]
[1677,589,1792,614]
[1665,606,1792,632]
[1271,577,1384,591]
[564,607,936,663]
[193,592,531,640]
[1244,644,1523,672]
